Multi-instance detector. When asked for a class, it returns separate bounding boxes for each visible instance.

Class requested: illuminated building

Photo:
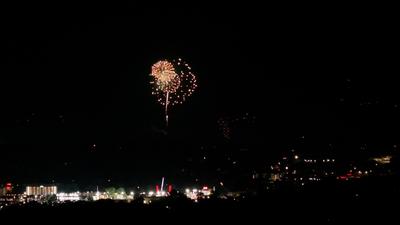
[26,185,57,196]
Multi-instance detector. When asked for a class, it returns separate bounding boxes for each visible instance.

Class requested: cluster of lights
[217,117,231,140]
[322,159,335,163]
[57,192,80,202]
[217,113,256,140]
[145,191,168,198]
[304,159,317,163]
[338,169,374,180]
[372,155,392,164]
[156,191,166,197]
[303,159,335,163]
[184,187,211,200]
[3,187,140,206]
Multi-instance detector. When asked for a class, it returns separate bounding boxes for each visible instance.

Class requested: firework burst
[150,58,197,126]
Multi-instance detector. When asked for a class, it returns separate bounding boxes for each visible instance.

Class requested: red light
[203,186,208,190]
[156,185,159,193]
[5,183,12,191]
[168,185,172,193]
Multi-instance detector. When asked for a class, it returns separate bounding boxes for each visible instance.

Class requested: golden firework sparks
[150,58,198,126]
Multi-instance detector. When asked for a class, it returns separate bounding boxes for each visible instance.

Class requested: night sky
[0,5,398,188]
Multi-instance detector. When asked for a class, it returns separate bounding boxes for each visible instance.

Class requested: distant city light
[57,192,80,202]
[26,186,57,196]
[373,155,392,164]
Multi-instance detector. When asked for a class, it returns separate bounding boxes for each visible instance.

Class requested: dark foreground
[1,177,398,223]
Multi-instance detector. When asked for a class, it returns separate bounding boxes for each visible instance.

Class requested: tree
[116,187,125,195]
[44,194,57,203]
[105,187,116,199]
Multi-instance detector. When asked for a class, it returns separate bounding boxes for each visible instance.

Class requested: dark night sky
[0,4,398,187]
